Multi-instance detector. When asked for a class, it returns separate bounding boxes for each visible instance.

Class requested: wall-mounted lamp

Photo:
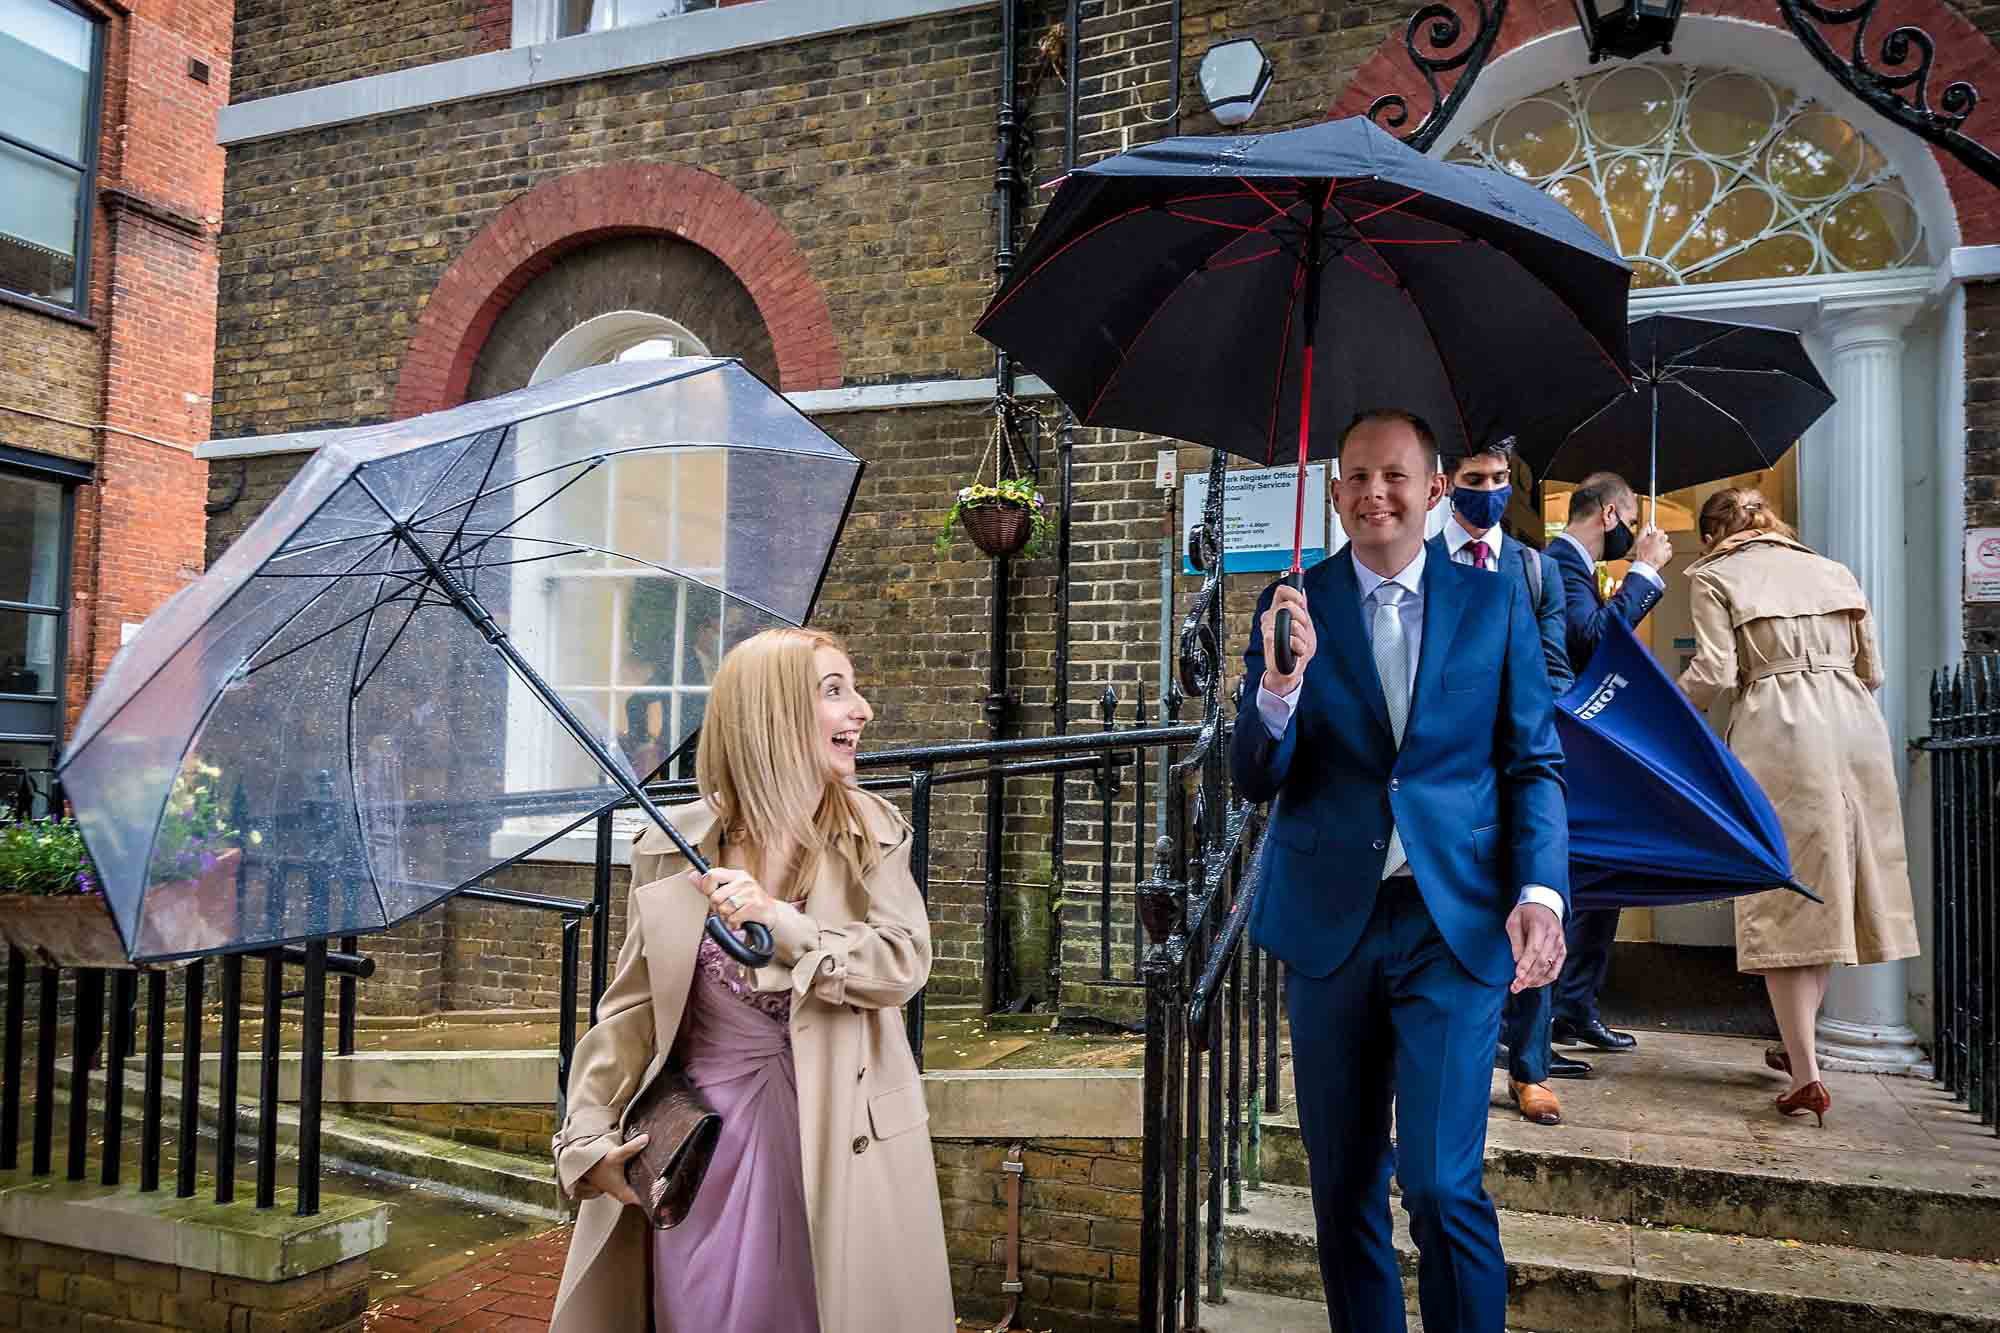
[1198,38,1273,128]
[1570,0,1687,62]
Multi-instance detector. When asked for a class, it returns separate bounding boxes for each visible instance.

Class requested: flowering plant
[148,760,256,884]
[0,818,96,897]
[934,476,1055,558]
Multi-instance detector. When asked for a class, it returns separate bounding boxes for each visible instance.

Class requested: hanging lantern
[1570,0,1686,62]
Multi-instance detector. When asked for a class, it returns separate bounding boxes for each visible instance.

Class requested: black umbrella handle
[1272,570,1303,677]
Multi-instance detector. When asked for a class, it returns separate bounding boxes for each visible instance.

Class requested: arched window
[1446,64,1924,287]
[499,313,726,858]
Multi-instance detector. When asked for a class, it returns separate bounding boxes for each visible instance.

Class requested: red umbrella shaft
[1292,345,1314,574]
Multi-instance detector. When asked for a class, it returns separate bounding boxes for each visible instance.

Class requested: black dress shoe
[1547,1053,1593,1079]
[1552,1018,1638,1051]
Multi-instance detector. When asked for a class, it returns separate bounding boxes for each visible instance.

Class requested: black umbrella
[1536,314,1836,507]
[976,117,1632,671]
[58,358,862,963]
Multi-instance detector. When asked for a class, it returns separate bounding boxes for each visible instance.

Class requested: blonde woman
[1678,489,1920,1128]
[548,627,954,1332]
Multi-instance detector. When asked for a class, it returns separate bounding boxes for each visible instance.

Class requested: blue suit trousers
[1285,880,1508,1333]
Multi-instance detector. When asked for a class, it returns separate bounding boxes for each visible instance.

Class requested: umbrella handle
[1272,570,1303,677]
[707,915,776,968]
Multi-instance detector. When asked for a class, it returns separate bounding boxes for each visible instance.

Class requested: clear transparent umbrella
[59,358,860,963]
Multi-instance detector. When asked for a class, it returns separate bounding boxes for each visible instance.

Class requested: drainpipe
[1045,0,1082,1017]
[990,1143,1027,1331]
[984,0,1021,1013]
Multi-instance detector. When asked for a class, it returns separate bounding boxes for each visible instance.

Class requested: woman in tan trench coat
[548,627,954,1332]
[1678,488,1920,1128]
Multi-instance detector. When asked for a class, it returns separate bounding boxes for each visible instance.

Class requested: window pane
[0,137,80,304]
[0,0,94,161]
[0,474,64,605]
[0,739,57,818]
[0,608,58,694]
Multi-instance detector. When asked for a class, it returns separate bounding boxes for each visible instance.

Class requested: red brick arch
[393,163,840,417]
[1330,0,2000,244]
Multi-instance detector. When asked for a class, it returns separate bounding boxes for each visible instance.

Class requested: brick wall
[0,0,232,749]
[212,9,1003,444]
[938,1136,1144,1332]
[0,1238,369,1332]
[230,0,499,101]
[0,310,98,463]
[1970,282,2000,654]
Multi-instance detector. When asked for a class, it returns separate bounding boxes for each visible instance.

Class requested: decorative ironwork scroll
[1367,0,1509,152]
[1777,0,2000,187]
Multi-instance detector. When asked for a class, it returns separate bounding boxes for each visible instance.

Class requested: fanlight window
[1447,65,1923,286]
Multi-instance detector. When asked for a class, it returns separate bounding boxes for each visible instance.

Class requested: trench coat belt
[1741,649,1856,685]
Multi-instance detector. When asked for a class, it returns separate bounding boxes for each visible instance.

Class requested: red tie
[1470,539,1492,571]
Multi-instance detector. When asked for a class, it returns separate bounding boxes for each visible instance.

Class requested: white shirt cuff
[1256,682,1300,740]
[1517,884,1565,922]
[1626,562,1664,589]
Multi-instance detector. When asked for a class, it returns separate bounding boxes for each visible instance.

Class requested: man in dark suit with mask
[1545,471,1672,1052]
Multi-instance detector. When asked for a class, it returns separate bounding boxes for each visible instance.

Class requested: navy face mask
[1451,485,1511,532]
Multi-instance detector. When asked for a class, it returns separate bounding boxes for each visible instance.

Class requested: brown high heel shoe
[1775,1080,1831,1127]
[1765,1046,1791,1075]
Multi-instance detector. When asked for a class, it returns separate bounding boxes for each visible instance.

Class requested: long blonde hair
[1698,486,1796,547]
[695,626,876,894]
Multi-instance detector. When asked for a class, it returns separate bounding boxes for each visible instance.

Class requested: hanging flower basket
[935,477,1054,561]
[962,501,1034,557]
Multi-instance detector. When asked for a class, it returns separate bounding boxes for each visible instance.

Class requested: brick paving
[363,1225,571,1332]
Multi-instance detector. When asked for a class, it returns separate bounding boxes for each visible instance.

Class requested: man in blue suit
[1235,410,1568,1333]
[1544,471,1672,1052]
[1429,435,1589,1130]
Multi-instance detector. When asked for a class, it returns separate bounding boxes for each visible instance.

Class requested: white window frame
[491,312,718,865]
[511,0,714,48]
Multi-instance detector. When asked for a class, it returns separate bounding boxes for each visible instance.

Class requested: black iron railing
[1929,653,1998,1128]
[0,942,372,1216]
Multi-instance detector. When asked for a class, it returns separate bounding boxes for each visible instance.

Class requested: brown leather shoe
[1509,1078,1562,1125]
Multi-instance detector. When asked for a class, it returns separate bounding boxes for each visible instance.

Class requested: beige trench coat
[1678,530,1920,972]
[547,791,954,1333]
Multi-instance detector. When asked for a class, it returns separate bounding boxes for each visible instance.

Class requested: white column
[1809,294,1930,1076]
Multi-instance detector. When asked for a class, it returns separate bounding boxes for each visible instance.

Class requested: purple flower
[199,851,219,875]
[76,870,97,897]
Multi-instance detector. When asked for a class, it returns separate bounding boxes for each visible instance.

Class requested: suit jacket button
[1372,838,1387,851]
[1389,779,1400,791]
[852,1135,871,1154]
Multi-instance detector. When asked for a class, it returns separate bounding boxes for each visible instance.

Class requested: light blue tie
[1371,582,1410,878]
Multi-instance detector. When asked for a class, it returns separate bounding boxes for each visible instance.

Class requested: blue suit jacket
[1546,534,1662,675]
[1232,547,1568,986]
[1427,533,1573,696]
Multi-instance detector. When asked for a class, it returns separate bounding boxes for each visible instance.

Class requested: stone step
[1219,1183,2000,1331]
[1246,1033,2000,1261]
[1197,1287,1538,1333]
[45,1061,562,1223]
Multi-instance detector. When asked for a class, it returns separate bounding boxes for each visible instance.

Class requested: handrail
[1187,802,1267,1030]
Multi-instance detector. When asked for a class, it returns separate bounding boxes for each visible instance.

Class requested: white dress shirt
[1254,543,1562,918]
[1554,530,1662,591]
[1444,517,1503,568]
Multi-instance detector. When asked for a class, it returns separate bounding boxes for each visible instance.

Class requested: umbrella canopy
[1556,617,1814,911]
[976,117,1633,473]
[60,358,859,962]
[1537,314,1836,499]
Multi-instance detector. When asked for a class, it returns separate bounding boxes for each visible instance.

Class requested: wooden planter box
[0,849,241,968]
[0,893,135,969]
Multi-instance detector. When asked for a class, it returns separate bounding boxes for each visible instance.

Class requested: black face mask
[1602,516,1636,563]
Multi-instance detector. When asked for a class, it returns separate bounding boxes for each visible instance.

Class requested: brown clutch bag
[621,1062,722,1230]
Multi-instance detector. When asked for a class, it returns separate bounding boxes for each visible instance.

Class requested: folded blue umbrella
[1554,617,1816,911]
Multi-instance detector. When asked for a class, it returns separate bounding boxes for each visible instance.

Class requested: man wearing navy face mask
[1430,437,1587,1127]
[1546,471,1673,1053]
